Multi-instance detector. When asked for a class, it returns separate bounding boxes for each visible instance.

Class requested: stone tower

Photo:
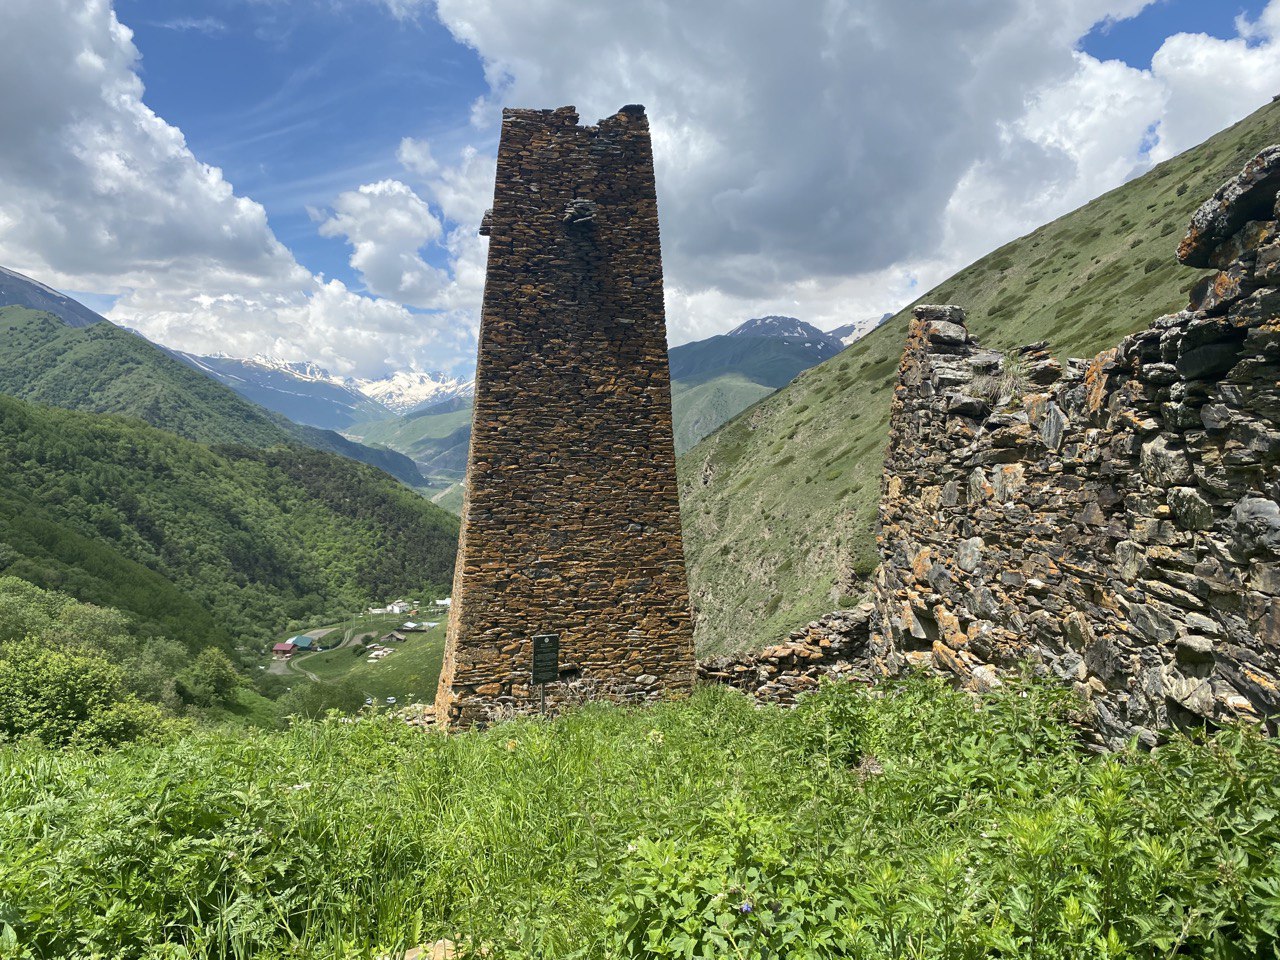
[435,104,695,728]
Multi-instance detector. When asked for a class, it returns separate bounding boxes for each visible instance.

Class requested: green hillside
[430,480,467,514]
[666,334,841,452]
[347,395,473,484]
[0,394,459,645]
[672,373,775,454]
[678,99,1280,655]
[0,308,426,487]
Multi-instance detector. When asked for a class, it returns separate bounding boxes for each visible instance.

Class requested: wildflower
[739,901,753,914]
[506,739,518,752]
[289,782,312,791]
[626,842,638,855]
[648,729,664,745]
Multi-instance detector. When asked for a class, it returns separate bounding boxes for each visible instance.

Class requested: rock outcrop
[873,146,1280,748]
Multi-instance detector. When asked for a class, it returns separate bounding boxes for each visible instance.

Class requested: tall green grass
[1,678,1278,958]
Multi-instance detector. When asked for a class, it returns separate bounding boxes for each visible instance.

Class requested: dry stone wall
[435,105,695,728]
[873,147,1280,748]
[698,604,876,704]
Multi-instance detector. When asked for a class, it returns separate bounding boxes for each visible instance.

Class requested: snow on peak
[726,316,831,341]
[206,355,475,415]
[826,312,894,347]
[248,355,345,385]
[354,370,476,414]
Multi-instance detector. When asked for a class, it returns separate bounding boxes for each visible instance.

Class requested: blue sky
[1081,0,1269,65]
[118,0,487,291]
[2,0,1279,377]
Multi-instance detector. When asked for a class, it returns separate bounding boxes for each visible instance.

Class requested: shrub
[0,641,173,747]
[970,351,1028,408]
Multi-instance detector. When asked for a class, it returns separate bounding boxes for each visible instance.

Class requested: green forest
[0,394,458,646]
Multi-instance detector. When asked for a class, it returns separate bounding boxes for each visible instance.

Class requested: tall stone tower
[435,104,695,728]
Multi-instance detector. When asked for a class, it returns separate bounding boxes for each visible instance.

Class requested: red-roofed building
[272,642,297,656]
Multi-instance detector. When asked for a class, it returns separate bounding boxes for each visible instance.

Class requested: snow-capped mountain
[726,315,834,342]
[355,370,475,415]
[169,353,474,431]
[826,312,894,347]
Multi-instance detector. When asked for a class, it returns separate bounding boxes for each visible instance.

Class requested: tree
[175,648,244,708]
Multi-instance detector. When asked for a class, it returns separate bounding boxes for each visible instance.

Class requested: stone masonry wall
[435,105,695,728]
[874,147,1280,748]
[698,604,877,704]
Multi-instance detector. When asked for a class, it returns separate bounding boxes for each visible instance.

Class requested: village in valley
[266,597,452,709]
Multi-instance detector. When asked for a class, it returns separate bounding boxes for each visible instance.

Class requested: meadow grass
[2,676,1278,959]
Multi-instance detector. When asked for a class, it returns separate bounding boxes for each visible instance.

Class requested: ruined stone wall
[436,105,695,727]
[698,604,876,704]
[874,147,1280,748]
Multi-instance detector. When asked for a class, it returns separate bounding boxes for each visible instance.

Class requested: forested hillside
[679,98,1280,655]
[0,395,459,644]
[0,308,426,486]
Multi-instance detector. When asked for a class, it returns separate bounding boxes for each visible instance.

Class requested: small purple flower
[739,901,753,914]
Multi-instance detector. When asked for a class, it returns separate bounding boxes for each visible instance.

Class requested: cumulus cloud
[434,0,1154,336]
[396,137,439,176]
[4,0,1279,380]
[431,0,1280,342]
[0,0,466,376]
[315,138,494,326]
[318,179,448,308]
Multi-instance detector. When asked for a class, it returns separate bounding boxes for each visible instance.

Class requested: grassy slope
[298,621,448,704]
[430,481,466,514]
[0,394,459,644]
[679,100,1280,655]
[4,678,1277,957]
[672,373,775,454]
[0,309,426,487]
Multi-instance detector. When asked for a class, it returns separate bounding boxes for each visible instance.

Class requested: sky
[0,0,1278,379]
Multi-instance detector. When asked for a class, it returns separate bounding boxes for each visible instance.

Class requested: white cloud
[3,0,1279,382]
[318,179,448,308]
[431,0,1280,344]
[155,16,227,35]
[0,0,466,376]
[368,0,431,20]
[396,137,438,176]
[315,139,494,323]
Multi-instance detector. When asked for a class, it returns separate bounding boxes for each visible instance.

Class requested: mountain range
[0,299,461,653]
[153,311,869,504]
[172,313,856,455]
[0,263,868,516]
[0,303,430,487]
[170,351,475,430]
[336,313,862,503]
